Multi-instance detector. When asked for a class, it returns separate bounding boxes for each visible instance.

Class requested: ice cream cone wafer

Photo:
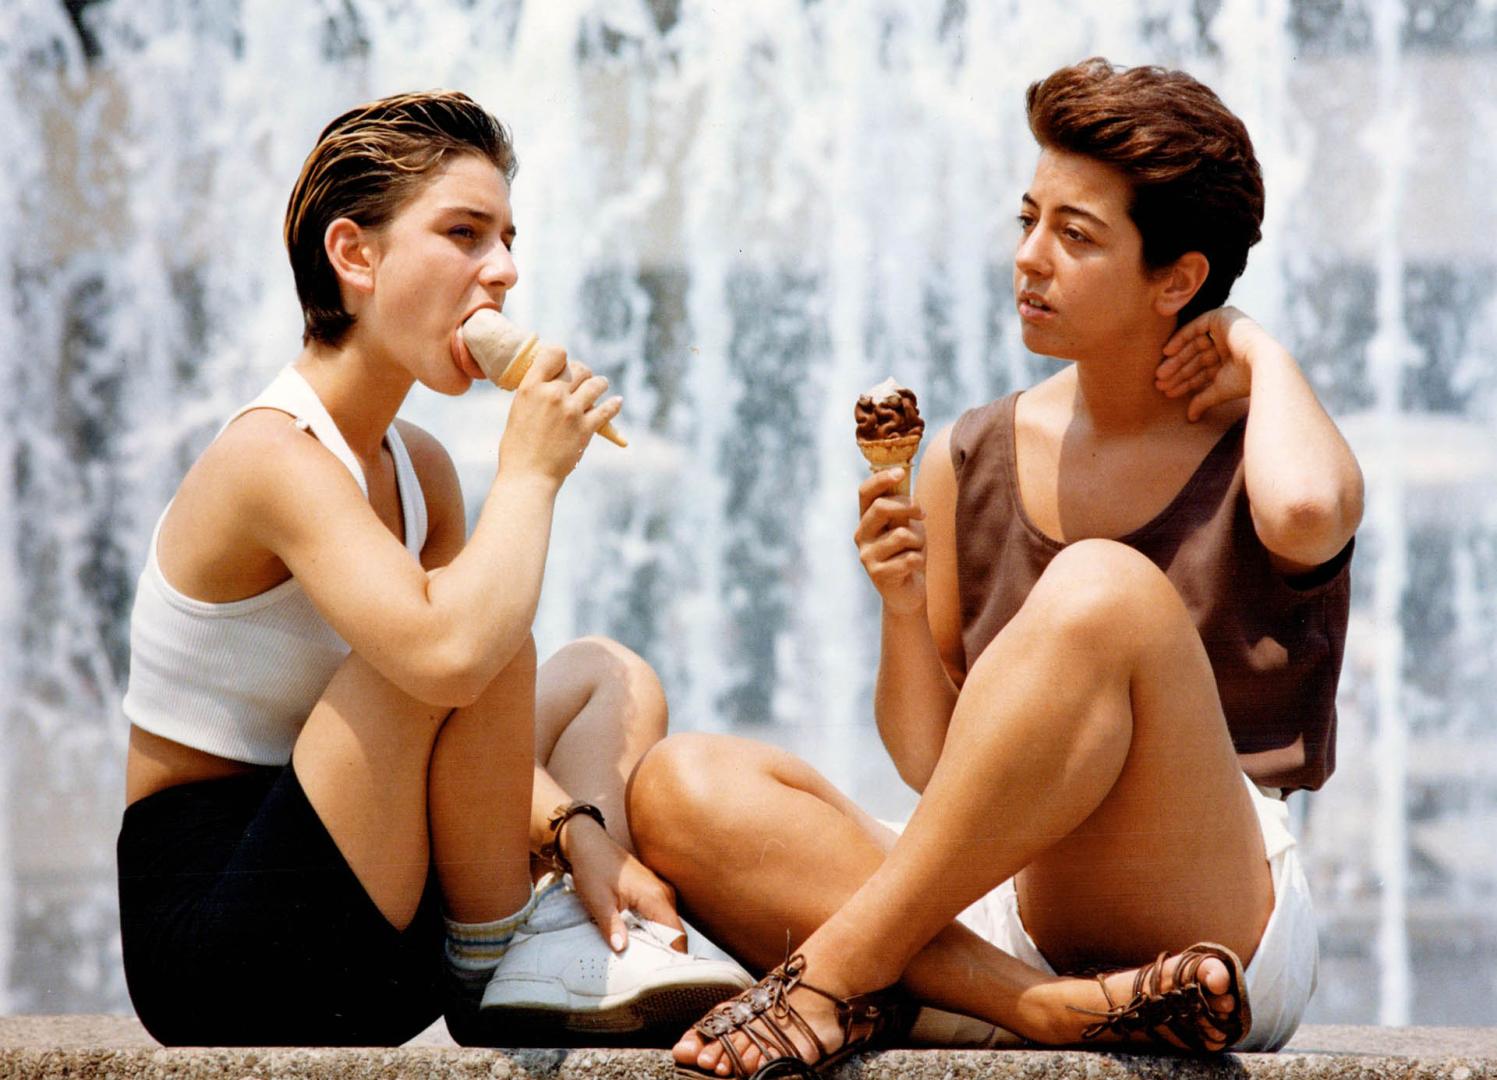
[461,310,627,448]
[857,435,922,495]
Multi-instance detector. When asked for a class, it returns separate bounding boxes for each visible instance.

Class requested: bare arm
[863,424,962,792]
[233,347,621,707]
[407,412,681,949]
[529,764,685,952]
[1158,307,1364,571]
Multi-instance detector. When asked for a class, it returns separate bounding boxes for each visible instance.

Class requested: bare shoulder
[207,407,360,501]
[159,407,364,600]
[393,419,460,497]
[918,423,956,497]
[392,418,466,568]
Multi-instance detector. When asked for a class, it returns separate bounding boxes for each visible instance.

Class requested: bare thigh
[990,545,1271,971]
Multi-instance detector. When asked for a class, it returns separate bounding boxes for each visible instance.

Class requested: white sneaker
[479,873,754,1033]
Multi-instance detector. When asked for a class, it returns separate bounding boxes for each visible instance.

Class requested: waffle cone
[493,335,627,448]
[492,334,539,390]
[858,434,922,496]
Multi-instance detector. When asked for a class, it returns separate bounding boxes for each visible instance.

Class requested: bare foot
[1056,943,1248,1052]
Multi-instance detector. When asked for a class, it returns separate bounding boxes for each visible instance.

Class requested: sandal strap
[688,953,902,1079]
[1067,943,1248,1052]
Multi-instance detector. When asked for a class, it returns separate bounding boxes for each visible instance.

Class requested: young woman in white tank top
[117,91,748,1047]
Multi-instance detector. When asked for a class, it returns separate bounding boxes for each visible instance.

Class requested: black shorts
[117,766,444,1046]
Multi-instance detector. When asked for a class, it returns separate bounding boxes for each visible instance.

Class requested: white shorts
[893,774,1318,1052]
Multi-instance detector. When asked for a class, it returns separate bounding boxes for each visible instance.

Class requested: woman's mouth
[451,326,487,380]
[1018,293,1054,320]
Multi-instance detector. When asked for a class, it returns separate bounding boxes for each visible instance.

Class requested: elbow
[422,630,537,709]
[1257,479,1363,567]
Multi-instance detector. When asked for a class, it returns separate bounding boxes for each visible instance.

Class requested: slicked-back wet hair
[1026,58,1264,325]
[284,90,517,347]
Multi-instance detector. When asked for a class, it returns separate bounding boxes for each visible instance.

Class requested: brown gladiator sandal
[1068,941,1252,1052]
[676,953,904,1079]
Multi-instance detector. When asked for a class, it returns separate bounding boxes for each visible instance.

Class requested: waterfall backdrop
[3,0,1494,1025]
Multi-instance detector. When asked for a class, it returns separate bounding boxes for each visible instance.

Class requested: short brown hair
[284,90,517,346]
[1026,59,1264,325]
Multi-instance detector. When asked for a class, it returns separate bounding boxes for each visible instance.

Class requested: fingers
[630,881,685,943]
[1156,334,1223,398]
[524,343,570,385]
[853,497,924,543]
[856,473,924,536]
[1186,383,1228,423]
[857,468,915,516]
[1161,308,1221,356]
[573,875,629,953]
[861,524,925,565]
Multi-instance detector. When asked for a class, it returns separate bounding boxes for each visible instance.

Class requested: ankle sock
[444,887,538,992]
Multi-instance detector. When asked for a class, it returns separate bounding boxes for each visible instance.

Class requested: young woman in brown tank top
[628,60,1363,1070]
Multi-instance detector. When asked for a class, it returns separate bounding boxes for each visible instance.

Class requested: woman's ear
[324,217,377,298]
[1154,251,1210,317]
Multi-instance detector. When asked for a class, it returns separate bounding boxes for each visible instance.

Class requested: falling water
[1367,0,1413,1027]
[3,0,1495,1022]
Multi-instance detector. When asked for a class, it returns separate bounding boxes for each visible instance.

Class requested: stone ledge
[2,1018,1495,1079]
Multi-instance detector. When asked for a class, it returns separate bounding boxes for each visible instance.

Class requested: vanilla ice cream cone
[461,309,627,448]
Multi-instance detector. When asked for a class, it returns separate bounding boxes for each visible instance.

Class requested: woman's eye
[1016,214,1035,231]
[1064,227,1090,243]
[450,225,477,241]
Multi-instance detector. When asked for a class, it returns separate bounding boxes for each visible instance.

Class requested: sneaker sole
[483,976,749,1033]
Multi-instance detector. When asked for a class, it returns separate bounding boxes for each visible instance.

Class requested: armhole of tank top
[383,424,428,557]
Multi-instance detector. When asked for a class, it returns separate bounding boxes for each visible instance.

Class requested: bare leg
[292,637,536,928]
[535,636,668,854]
[630,733,1056,1020]
[632,540,1271,1068]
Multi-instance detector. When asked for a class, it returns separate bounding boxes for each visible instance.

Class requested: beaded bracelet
[539,800,607,875]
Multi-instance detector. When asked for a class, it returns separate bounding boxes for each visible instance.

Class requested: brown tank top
[951,393,1352,793]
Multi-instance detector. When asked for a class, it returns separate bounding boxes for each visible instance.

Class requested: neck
[1067,324,1188,436]
[292,340,415,460]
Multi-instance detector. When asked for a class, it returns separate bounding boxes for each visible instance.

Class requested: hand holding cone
[855,376,923,496]
[461,309,627,448]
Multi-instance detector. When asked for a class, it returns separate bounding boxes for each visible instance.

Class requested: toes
[736,1035,764,1074]
[672,1030,708,1067]
[696,1039,724,1071]
[1198,956,1231,997]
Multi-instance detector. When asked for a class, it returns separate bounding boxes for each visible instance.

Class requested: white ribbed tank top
[121,366,429,765]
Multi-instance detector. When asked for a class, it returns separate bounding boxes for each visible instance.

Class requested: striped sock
[444,888,538,994]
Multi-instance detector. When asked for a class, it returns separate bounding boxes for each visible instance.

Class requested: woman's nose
[480,245,518,290]
[1015,229,1049,277]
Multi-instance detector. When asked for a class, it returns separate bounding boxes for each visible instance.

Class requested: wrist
[882,599,929,621]
[558,815,610,868]
[492,466,563,500]
[539,800,608,875]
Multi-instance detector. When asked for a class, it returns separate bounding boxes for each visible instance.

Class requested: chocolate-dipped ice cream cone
[855,376,924,496]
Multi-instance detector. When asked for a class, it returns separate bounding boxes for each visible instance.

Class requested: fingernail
[611,932,626,953]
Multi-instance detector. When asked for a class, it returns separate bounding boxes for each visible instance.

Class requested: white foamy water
[3,0,1495,1023]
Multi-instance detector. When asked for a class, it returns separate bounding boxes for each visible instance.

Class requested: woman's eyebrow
[1020,192,1111,231]
[441,206,517,240]
[443,205,497,222]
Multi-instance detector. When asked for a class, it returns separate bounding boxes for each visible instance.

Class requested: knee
[564,636,668,737]
[1031,539,1184,646]
[627,733,737,868]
